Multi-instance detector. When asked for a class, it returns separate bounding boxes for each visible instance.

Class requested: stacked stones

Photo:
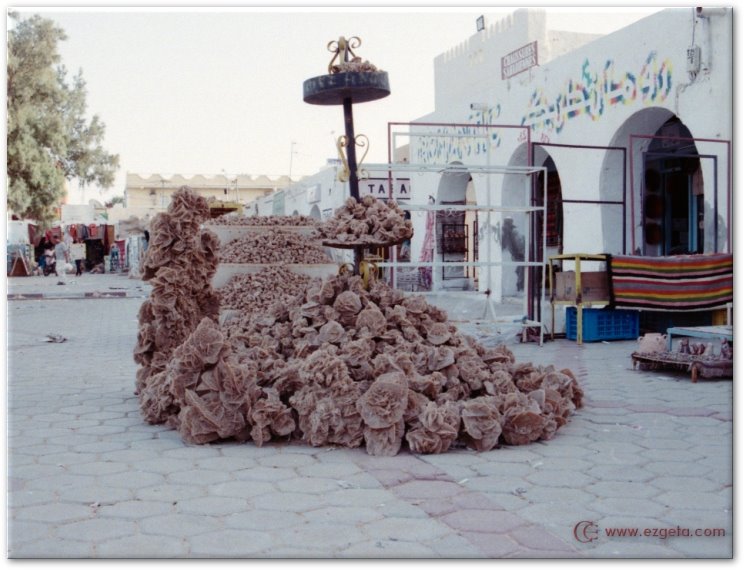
[133,187,221,424]
[135,189,583,456]
[208,214,319,227]
[218,231,331,264]
[218,267,312,315]
[168,273,583,455]
[314,196,413,246]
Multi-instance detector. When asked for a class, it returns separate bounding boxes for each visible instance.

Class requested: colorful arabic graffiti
[415,105,504,163]
[521,51,673,134]
[415,51,673,163]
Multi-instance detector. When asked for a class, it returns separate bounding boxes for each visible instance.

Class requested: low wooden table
[631,351,733,383]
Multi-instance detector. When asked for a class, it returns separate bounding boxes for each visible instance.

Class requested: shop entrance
[535,156,563,258]
[435,163,472,290]
[642,118,703,256]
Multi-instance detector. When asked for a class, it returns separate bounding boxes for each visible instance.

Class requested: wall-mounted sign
[360,178,411,201]
[501,41,538,80]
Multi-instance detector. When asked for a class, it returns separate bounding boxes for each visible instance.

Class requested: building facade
[123,173,292,220]
[249,8,733,324]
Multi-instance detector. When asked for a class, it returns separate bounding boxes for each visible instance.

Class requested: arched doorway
[604,107,703,255]
[309,205,321,220]
[435,163,472,291]
[643,118,703,255]
[500,144,563,298]
[535,156,563,259]
[501,143,530,297]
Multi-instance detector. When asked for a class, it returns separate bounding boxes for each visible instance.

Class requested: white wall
[407,7,732,330]
[7,221,32,244]
[244,8,732,321]
[415,10,731,252]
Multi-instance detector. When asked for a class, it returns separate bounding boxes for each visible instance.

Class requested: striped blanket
[609,254,733,311]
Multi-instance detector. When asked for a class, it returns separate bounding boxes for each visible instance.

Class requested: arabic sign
[502,41,538,79]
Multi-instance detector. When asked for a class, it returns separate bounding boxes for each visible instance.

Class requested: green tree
[105,195,125,208]
[7,12,119,223]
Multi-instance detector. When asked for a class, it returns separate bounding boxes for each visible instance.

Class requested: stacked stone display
[314,196,413,246]
[134,188,583,455]
[167,274,582,454]
[218,266,312,315]
[133,187,221,424]
[207,214,320,227]
[218,231,331,264]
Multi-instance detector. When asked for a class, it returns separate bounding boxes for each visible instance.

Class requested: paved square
[5,275,733,558]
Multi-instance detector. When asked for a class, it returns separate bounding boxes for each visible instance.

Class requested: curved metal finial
[359,260,378,289]
[354,134,370,180]
[335,135,351,182]
[327,36,362,74]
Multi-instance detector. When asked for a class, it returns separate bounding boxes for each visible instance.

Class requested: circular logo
[573,520,599,543]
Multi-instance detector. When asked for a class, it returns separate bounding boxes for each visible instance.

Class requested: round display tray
[303,71,390,106]
[322,237,406,249]
[203,225,319,245]
[212,263,339,289]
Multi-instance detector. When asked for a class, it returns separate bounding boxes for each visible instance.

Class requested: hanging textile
[609,253,733,311]
[105,224,116,251]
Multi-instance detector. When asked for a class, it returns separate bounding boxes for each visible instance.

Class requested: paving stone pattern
[6,276,733,558]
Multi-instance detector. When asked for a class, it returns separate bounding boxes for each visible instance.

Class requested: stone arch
[434,162,471,290]
[603,107,674,254]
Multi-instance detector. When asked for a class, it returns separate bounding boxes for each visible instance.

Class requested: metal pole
[343,100,359,200]
[342,97,364,273]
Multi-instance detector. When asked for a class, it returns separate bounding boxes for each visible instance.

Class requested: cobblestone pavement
[5,279,733,559]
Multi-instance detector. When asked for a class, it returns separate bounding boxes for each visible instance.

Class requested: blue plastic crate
[566,307,639,342]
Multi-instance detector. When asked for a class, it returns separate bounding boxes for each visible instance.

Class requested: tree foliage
[105,195,125,208]
[7,12,119,223]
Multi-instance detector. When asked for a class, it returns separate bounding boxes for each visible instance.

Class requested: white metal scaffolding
[362,160,548,345]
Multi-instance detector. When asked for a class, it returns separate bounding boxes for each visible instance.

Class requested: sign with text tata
[361,177,411,201]
[502,41,538,80]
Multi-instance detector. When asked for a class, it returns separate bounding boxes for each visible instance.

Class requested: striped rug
[609,253,733,311]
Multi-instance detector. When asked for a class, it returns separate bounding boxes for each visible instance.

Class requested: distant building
[123,173,293,219]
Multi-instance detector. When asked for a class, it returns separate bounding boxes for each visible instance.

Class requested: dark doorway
[643,118,703,256]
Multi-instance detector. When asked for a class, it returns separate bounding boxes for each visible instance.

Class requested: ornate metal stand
[303,36,390,275]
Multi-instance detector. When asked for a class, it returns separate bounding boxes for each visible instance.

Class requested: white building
[250,8,733,327]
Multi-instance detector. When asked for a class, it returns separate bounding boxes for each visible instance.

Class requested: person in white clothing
[53,238,70,283]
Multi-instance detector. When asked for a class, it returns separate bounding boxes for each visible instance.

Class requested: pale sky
[10,4,666,205]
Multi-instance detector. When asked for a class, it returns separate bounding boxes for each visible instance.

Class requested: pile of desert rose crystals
[134,186,583,456]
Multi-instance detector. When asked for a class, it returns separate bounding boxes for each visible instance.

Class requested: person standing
[53,237,70,284]
[71,239,86,276]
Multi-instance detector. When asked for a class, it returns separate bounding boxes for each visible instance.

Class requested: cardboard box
[554,271,609,303]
